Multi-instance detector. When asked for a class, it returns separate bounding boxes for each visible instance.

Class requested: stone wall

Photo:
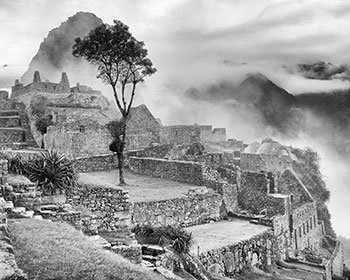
[278,169,313,209]
[203,167,239,213]
[131,188,222,227]
[160,124,227,144]
[271,200,323,260]
[126,104,161,149]
[74,154,118,173]
[241,153,293,172]
[129,156,204,185]
[66,181,131,233]
[1,175,40,211]
[211,128,226,142]
[290,201,321,251]
[331,240,344,278]
[0,128,26,143]
[0,116,21,127]
[238,171,286,217]
[0,90,8,99]
[11,81,70,98]
[44,107,116,158]
[197,229,277,276]
[160,125,201,144]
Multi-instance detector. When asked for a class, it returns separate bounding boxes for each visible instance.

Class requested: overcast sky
[1,0,350,237]
[1,0,350,93]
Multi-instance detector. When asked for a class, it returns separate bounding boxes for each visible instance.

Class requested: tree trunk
[117,119,127,186]
[41,134,45,149]
[117,149,126,185]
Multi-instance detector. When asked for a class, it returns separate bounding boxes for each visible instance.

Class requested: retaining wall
[131,188,222,227]
[129,156,204,185]
[197,229,277,276]
[74,154,118,173]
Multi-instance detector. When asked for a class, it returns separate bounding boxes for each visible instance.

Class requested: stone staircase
[0,93,37,150]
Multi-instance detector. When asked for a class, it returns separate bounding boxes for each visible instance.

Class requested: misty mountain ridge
[296,61,350,81]
[184,72,350,155]
[21,11,103,84]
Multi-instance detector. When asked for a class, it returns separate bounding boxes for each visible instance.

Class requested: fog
[1,0,350,237]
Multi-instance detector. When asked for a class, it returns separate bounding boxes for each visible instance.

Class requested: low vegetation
[7,150,77,194]
[133,224,194,254]
[292,147,336,237]
[9,219,165,280]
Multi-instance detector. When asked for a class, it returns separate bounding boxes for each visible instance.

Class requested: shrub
[26,150,77,194]
[7,154,28,175]
[9,219,165,280]
[7,151,77,195]
[133,225,193,254]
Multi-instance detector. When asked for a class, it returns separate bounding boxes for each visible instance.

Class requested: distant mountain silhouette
[184,72,350,154]
[21,12,103,84]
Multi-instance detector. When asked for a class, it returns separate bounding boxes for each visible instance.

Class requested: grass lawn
[79,168,200,202]
[9,219,165,280]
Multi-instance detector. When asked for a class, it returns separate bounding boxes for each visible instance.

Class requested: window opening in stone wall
[314,216,316,227]
[79,125,85,133]
[303,223,306,234]
[299,226,302,237]
[306,221,309,233]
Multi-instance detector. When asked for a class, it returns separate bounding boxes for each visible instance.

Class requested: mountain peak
[245,72,270,82]
[21,12,103,84]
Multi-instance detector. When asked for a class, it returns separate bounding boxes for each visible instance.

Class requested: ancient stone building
[9,71,161,158]
[11,71,71,98]
[160,124,227,144]
[11,71,104,99]
[43,104,160,158]
[240,138,295,172]
[126,104,161,150]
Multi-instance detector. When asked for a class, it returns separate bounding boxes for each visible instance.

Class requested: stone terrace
[186,219,270,254]
[78,168,207,202]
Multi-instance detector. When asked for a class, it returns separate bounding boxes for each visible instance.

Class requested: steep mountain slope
[21,12,103,84]
[235,73,296,132]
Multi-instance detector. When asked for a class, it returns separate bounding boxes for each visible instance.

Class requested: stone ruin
[11,70,101,98]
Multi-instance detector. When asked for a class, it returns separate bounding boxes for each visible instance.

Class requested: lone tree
[73,20,156,185]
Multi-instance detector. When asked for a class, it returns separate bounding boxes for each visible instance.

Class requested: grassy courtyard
[9,219,165,280]
[79,168,201,202]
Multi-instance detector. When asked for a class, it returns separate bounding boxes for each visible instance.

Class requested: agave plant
[7,154,28,175]
[27,150,77,195]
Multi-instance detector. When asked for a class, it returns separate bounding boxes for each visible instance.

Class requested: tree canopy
[72,20,157,117]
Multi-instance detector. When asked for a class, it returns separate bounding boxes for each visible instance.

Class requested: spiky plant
[7,154,28,175]
[27,150,77,195]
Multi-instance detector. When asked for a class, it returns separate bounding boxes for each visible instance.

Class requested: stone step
[141,260,155,268]
[3,201,14,211]
[0,127,26,143]
[12,207,26,214]
[33,215,43,219]
[89,235,112,249]
[22,210,34,218]
[141,244,165,256]
[142,255,159,262]
[0,115,21,127]
[40,204,60,211]
[0,110,19,117]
